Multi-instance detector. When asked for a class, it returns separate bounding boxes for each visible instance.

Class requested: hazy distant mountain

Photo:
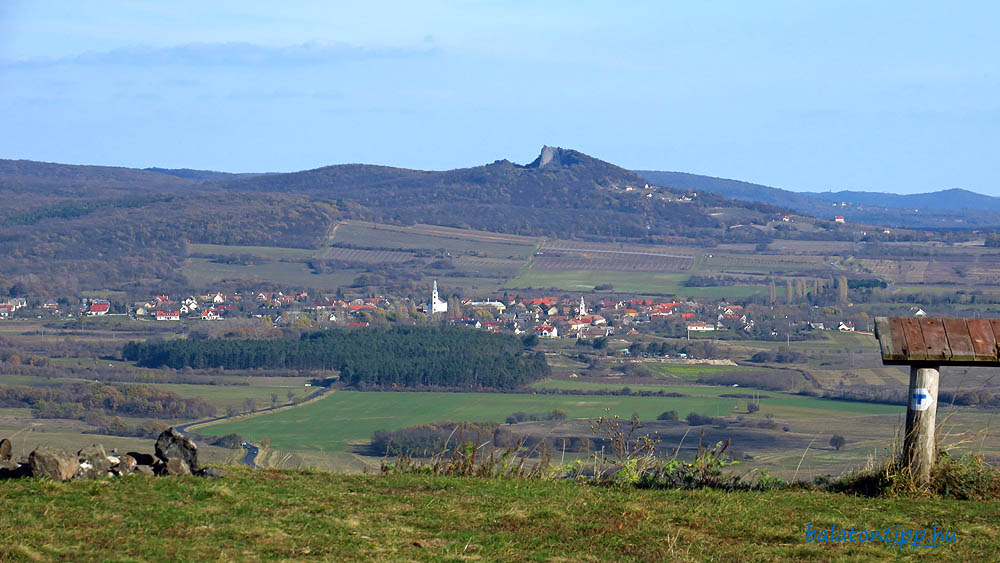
[804,188,1000,212]
[637,170,1000,229]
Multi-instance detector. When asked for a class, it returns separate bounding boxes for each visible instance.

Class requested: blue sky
[1,2,998,194]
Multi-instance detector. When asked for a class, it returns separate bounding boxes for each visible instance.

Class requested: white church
[429,280,448,314]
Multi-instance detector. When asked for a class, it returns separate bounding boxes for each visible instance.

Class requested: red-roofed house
[88,302,110,316]
[156,311,180,321]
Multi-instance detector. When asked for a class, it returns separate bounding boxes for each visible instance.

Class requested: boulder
[134,464,155,477]
[76,444,112,479]
[155,428,199,472]
[196,467,226,478]
[127,452,156,466]
[164,458,191,476]
[113,455,137,476]
[0,438,11,462]
[28,447,79,481]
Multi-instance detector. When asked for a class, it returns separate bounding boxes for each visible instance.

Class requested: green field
[506,269,770,297]
[644,363,774,381]
[153,382,312,411]
[199,389,904,452]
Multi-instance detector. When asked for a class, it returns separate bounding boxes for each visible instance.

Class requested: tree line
[123,326,550,390]
[0,382,216,420]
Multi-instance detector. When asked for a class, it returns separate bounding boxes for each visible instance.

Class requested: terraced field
[331,221,537,259]
[507,269,769,297]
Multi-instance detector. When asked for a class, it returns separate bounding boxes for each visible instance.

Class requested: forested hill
[637,170,1000,229]
[0,159,204,195]
[215,146,785,239]
[0,148,815,294]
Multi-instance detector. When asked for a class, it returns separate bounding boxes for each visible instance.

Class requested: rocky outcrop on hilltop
[0,429,224,481]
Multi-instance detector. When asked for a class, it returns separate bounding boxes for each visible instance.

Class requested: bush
[830,451,1000,499]
[211,433,246,449]
[685,412,719,426]
[829,435,846,451]
[656,410,678,421]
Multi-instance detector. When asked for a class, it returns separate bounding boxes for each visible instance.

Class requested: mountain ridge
[636,170,1000,229]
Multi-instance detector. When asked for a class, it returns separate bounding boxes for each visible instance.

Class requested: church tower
[430,280,448,314]
[579,296,587,317]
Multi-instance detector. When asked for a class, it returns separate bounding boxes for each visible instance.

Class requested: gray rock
[134,464,155,476]
[127,452,156,466]
[28,447,79,481]
[155,428,199,472]
[0,438,11,462]
[164,458,191,476]
[196,467,226,478]
[75,444,112,479]
[113,454,137,476]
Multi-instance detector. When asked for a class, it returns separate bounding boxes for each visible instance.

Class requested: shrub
[656,410,678,421]
[685,412,718,426]
[830,451,1000,499]
[829,435,846,451]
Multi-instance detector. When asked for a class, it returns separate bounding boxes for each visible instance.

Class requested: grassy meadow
[198,388,904,454]
[1,470,996,561]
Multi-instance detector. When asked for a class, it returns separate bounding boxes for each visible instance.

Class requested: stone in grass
[28,447,79,481]
[134,465,155,477]
[196,467,226,478]
[155,428,199,472]
[76,444,112,479]
[164,458,191,476]
[0,438,11,462]
[113,455,137,476]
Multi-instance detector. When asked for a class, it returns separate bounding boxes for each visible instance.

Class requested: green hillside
[0,470,995,561]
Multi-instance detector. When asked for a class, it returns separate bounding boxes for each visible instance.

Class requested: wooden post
[903,365,939,484]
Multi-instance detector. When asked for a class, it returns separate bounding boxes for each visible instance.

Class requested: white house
[686,322,715,332]
[535,324,558,338]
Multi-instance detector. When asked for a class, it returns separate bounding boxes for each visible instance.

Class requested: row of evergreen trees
[123,326,550,390]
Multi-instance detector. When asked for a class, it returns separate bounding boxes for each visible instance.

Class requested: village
[1,280,878,351]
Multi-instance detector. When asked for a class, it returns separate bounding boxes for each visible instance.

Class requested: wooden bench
[874,317,1000,484]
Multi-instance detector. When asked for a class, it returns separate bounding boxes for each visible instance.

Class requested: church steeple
[430,280,448,314]
[579,296,586,316]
